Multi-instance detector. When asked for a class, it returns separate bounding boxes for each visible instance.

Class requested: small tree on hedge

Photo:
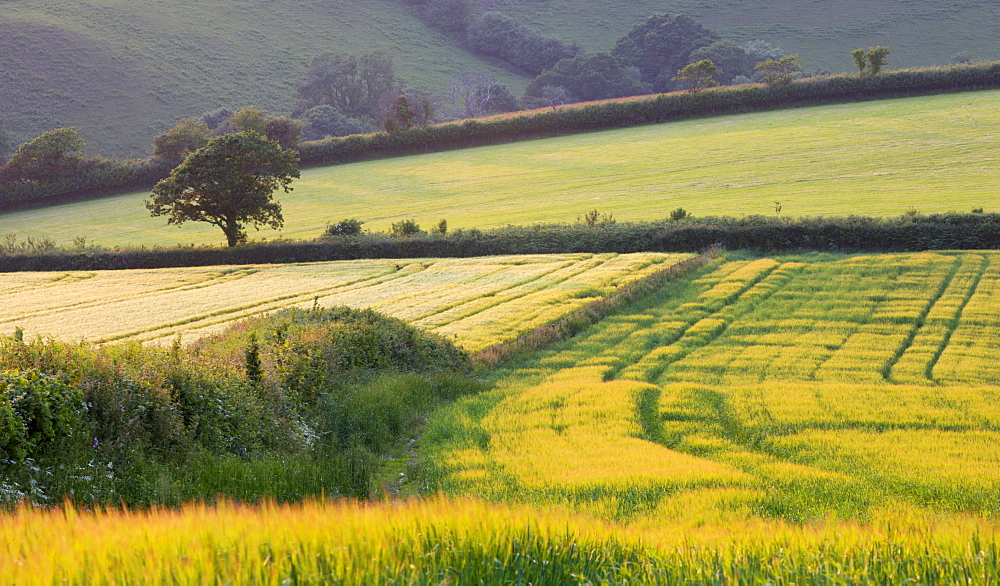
[754,55,802,84]
[674,59,723,92]
[866,46,890,75]
[852,46,890,75]
[146,132,299,247]
[152,118,213,162]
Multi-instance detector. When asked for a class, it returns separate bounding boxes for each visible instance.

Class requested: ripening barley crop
[3,497,1000,584]
[0,252,689,351]
[425,251,1000,530]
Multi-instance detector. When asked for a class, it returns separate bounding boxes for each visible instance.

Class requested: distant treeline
[297,62,1000,165]
[1,62,999,211]
[2,213,997,272]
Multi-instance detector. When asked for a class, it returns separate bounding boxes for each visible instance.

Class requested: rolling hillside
[2,0,998,158]
[1,90,996,248]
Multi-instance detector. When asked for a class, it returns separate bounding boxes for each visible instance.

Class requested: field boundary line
[91,262,430,344]
[639,262,803,384]
[400,257,592,324]
[415,256,617,328]
[472,248,719,367]
[0,267,262,326]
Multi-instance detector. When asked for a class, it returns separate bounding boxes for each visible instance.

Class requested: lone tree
[146,132,299,247]
[673,59,723,92]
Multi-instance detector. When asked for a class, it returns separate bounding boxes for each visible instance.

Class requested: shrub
[389,219,424,237]
[325,218,365,237]
[0,370,84,462]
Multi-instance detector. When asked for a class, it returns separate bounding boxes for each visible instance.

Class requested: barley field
[7,251,1000,581]
[2,497,997,583]
[2,91,997,247]
[0,252,688,351]
[428,251,1000,525]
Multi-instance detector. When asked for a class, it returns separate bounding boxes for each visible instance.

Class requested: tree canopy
[0,128,85,183]
[611,13,719,90]
[673,59,723,93]
[152,118,212,163]
[146,132,300,247]
[295,51,397,118]
[525,53,651,102]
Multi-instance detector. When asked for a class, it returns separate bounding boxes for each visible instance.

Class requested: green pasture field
[0,252,687,350]
[427,249,1000,526]
[507,0,1000,73]
[2,90,997,248]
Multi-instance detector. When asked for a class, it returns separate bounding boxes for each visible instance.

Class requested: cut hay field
[428,250,1000,524]
[2,90,997,248]
[0,252,688,351]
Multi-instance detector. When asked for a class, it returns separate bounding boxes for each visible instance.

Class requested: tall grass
[1,497,997,583]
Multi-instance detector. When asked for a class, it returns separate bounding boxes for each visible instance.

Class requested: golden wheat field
[0,253,689,351]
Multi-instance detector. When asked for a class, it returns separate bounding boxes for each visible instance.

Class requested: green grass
[3,1,998,159]
[2,90,997,248]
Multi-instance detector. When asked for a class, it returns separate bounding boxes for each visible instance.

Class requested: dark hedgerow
[1,213,999,272]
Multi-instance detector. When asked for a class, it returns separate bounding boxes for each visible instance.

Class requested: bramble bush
[0,307,475,506]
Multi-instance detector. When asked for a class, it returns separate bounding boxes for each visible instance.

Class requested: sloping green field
[2,90,996,247]
[0,0,524,158]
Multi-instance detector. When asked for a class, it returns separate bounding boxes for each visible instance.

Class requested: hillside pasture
[0,252,688,350]
[3,0,999,159]
[2,91,996,248]
[0,0,526,158]
[427,250,1000,524]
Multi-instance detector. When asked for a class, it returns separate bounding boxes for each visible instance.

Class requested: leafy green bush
[0,370,83,462]
[325,218,365,237]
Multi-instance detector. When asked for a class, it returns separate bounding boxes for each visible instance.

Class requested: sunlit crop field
[3,497,998,583]
[7,251,1000,581]
[0,252,688,351]
[430,251,1000,526]
[2,91,998,247]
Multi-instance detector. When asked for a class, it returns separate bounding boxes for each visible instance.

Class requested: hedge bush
[1,213,997,272]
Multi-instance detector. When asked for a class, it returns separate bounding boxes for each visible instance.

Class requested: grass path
[1,91,997,248]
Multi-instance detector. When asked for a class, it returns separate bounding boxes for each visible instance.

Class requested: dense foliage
[0,306,474,505]
[466,12,582,75]
[611,13,720,90]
